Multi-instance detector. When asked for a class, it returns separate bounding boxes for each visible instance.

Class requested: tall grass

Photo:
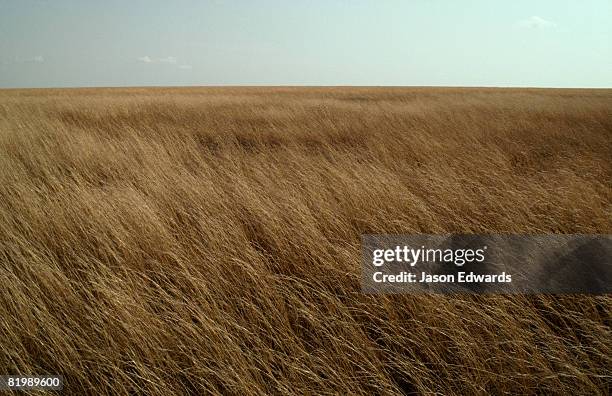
[0,87,610,395]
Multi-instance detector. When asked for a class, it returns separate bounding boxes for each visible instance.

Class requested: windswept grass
[0,87,610,395]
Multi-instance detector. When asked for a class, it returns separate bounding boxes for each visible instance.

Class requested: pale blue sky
[1,0,610,88]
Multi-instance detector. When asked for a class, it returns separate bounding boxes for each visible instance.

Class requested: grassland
[0,87,610,395]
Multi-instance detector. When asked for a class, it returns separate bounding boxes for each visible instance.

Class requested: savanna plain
[0,87,610,395]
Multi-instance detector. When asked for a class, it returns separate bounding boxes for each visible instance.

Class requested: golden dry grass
[0,87,611,395]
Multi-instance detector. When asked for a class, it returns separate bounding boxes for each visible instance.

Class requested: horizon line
[1,84,611,91]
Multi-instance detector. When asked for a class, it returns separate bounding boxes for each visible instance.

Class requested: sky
[0,0,610,88]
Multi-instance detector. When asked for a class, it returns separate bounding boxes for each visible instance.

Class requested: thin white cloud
[517,16,556,29]
[4,55,45,64]
[159,56,177,64]
[138,56,190,70]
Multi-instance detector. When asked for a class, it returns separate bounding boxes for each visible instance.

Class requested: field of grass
[0,87,610,395]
